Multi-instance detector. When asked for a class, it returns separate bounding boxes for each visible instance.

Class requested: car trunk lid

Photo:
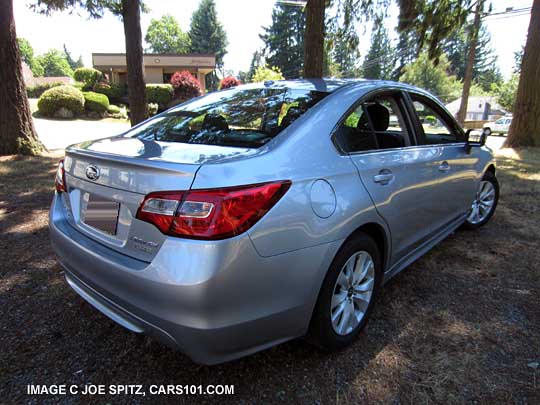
[60,136,257,262]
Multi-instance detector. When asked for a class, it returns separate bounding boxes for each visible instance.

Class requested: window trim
[331,88,418,156]
[404,91,467,146]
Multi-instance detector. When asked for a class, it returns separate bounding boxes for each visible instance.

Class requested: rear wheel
[309,233,382,350]
[463,171,499,229]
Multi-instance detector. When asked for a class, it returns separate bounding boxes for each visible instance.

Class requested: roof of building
[26,76,73,87]
[445,96,506,115]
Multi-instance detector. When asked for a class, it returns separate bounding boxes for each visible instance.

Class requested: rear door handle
[373,171,395,185]
[438,161,451,172]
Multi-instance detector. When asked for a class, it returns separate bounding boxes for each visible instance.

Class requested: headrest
[357,103,390,132]
[202,113,229,132]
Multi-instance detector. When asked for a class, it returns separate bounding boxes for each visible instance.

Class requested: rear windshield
[127,87,329,148]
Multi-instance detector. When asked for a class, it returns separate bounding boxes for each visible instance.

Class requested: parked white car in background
[484,116,512,136]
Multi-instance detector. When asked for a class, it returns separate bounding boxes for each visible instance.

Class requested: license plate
[83,194,120,235]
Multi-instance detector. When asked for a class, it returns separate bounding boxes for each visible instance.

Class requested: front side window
[495,118,505,125]
[126,87,329,148]
[336,94,410,153]
[411,95,463,145]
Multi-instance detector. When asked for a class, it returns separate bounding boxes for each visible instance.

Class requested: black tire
[484,127,491,136]
[308,233,382,351]
[463,171,499,230]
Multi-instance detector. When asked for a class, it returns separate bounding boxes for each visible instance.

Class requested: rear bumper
[49,193,341,364]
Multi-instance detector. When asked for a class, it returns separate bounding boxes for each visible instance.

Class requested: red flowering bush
[219,76,242,90]
[170,71,202,102]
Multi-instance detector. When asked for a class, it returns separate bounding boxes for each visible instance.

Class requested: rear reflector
[55,159,67,193]
[136,181,291,240]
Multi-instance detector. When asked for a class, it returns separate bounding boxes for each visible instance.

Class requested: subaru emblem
[85,165,100,181]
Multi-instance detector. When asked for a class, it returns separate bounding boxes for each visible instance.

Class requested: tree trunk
[0,0,44,156]
[456,0,483,126]
[303,0,325,78]
[121,0,147,126]
[505,0,540,148]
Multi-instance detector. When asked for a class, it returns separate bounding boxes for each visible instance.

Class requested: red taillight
[55,159,67,193]
[136,181,291,240]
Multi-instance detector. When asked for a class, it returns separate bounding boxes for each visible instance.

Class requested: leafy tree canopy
[17,38,44,76]
[35,49,73,77]
[492,74,519,112]
[251,66,284,83]
[145,14,191,54]
[399,52,461,102]
[397,0,474,63]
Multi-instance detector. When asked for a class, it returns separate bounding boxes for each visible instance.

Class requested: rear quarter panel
[191,84,390,259]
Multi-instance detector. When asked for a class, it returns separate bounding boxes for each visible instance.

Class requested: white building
[445,96,507,121]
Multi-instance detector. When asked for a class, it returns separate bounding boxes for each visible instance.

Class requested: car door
[334,90,442,265]
[406,92,478,233]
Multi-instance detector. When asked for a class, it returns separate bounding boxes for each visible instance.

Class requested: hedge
[146,84,173,110]
[37,85,85,117]
[73,68,103,89]
[83,91,110,113]
[94,83,125,103]
[27,82,64,98]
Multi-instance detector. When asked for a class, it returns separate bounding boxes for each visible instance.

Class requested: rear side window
[336,94,411,153]
[410,95,464,144]
[126,87,329,148]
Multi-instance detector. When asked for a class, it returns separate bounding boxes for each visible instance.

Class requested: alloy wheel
[467,180,496,224]
[331,251,375,335]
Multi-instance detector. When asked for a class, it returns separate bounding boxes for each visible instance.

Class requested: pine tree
[260,3,305,79]
[189,0,228,90]
[63,44,83,70]
[189,0,227,68]
[442,22,502,91]
[392,30,419,80]
[362,23,394,80]
[330,29,361,77]
[247,49,264,82]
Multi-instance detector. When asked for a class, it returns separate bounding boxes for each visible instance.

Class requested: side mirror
[466,128,487,147]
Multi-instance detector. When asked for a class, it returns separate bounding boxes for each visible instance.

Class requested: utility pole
[456,0,484,126]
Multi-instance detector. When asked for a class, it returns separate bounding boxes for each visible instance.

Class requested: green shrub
[106,104,128,119]
[147,102,159,117]
[27,82,64,98]
[425,115,438,125]
[73,67,103,89]
[146,84,173,110]
[83,91,110,113]
[37,85,85,117]
[107,104,121,114]
[94,82,125,103]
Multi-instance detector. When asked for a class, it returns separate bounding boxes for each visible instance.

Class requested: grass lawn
[0,148,539,403]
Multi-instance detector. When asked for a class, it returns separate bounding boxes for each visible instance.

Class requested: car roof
[245,78,426,94]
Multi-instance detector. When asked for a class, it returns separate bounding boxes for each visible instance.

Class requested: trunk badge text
[85,165,100,181]
[131,236,159,253]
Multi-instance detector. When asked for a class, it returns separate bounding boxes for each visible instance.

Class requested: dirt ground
[0,147,539,404]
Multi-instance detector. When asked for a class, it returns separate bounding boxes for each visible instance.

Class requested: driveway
[29,99,130,151]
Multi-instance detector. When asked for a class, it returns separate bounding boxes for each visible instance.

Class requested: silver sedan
[49,79,499,364]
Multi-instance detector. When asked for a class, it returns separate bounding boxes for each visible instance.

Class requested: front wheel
[308,233,382,350]
[463,171,499,229]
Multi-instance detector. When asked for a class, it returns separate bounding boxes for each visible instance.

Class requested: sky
[13,0,533,79]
